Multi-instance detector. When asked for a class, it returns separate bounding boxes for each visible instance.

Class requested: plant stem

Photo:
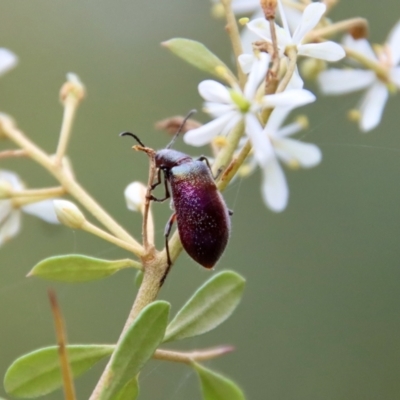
[276,46,297,93]
[81,221,144,258]
[0,115,143,256]
[220,0,246,88]
[55,96,78,166]
[89,253,166,400]
[12,186,65,198]
[305,17,368,42]
[48,290,76,400]
[153,346,234,364]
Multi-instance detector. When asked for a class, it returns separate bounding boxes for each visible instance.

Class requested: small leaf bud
[53,199,86,229]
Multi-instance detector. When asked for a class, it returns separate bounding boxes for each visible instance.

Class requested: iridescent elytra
[121,112,231,269]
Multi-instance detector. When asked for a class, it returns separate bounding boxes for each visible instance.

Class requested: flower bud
[300,58,327,81]
[53,199,85,229]
[60,73,85,104]
[0,179,13,199]
[124,182,147,212]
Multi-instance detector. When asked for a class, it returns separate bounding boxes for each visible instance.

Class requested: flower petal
[246,18,272,41]
[245,114,274,165]
[244,52,270,99]
[0,200,12,225]
[0,48,18,76]
[265,106,293,133]
[359,81,389,132]
[261,156,288,212]
[198,80,231,103]
[262,89,315,108]
[204,102,236,118]
[274,138,322,168]
[0,210,21,246]
[22,200,60,224]
[238,53,255,74]
[298,41,345,61]
[282,4,303,33]
[184,111,239,146]
[387,20,400,65]
[342,35,377,62]
[390,66,400,88]
[0,170,24,191]
[318,69,375,95]
[231,0,260,14]
[277,122,304,138]
[292,2,326,44]
[287,65,304,89]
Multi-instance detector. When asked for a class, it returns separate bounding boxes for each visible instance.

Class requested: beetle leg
[228,209,234,216]
[148,170,171,202]
[150,168,162,190]
[164,212,177,267]
[197,156,223,180]
[159,212,177,286]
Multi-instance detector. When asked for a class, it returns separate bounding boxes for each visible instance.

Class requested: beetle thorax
[155,149,192,169]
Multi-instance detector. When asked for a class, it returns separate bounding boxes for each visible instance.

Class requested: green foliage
[193,362,246,400]
[135,270,144,287]
[28,254,139,282]
[164,270,245,342]
[4,345,114,398]
[112,375,139,400]
[162,38,237,84]
[98,301,170,400]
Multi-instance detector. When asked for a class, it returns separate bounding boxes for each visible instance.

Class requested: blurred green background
[1,1,400,399]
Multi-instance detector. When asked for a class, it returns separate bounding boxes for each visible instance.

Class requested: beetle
[121,112,231,269]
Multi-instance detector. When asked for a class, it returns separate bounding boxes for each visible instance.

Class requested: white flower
[239,2,303,54]
[247,1,345,62]
[0,48,18,76]
[184,52,316,146]
[124,181,147,212]
[245,107,321,212]
[0,170,59,247]
[318,21,400,131]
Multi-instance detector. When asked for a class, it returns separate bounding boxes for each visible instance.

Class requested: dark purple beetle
[121,112,231,269]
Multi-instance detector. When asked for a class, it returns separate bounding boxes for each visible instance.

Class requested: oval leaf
[164,271,245,342]
[28,254,140,282]
[99,301,170,400]
[112,375,139,400]
[193,363,245,400]
[4,345,114,398]
[162,38,237,84]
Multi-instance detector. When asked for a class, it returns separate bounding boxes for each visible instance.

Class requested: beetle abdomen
[170,161,230,268]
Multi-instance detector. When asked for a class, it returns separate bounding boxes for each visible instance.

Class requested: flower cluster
[181,0,400,211]
[185,1,345,211]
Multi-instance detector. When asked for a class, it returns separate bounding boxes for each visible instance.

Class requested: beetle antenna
[166,109,197,149]
[120,132,146,147]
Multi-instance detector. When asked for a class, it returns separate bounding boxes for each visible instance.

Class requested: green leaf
[99,301,170,400]
[134,270,144,287]
[28,254,140,282]
[194,363,245,400]
[112,375,139,400]
[164,271,245,342]
[162,38,237,84]
[4,345,114,398]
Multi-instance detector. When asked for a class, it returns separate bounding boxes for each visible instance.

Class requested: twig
[48,290,76,400]
[220,0,246,88]
[0,149,27,159]
[153,346,235,364]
